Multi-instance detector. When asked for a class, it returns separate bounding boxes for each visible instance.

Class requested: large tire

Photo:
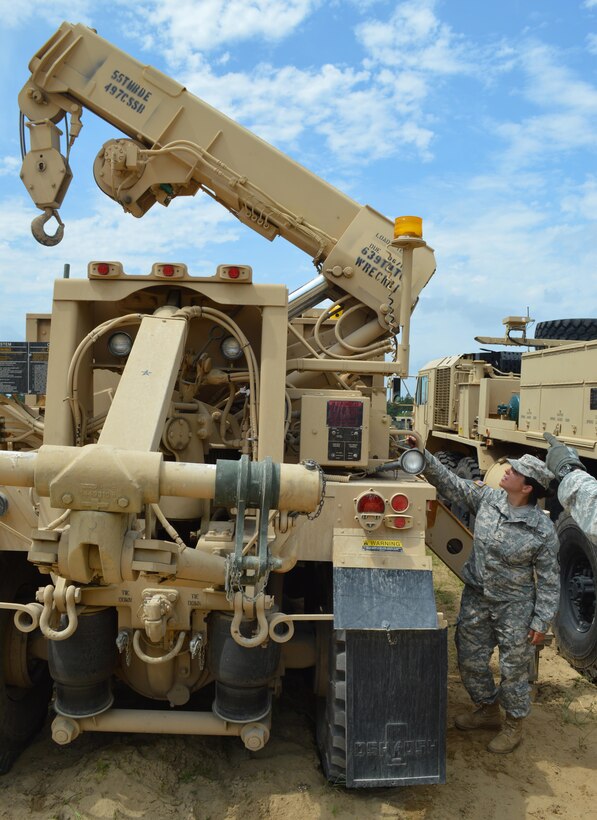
[451,456,483,531]
[535,318,597,342]
[434,451,462,507]
[0,554,52,774]
[553,515,597,683]
[316,630,346,784]
[435,450,461,472]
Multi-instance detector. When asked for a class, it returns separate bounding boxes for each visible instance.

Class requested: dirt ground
[1,559,595,820]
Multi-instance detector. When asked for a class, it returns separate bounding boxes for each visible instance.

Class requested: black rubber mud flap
[331,567,447,788]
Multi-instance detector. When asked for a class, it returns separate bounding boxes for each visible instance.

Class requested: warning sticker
[0,342,48,394]
[362,539,403,552]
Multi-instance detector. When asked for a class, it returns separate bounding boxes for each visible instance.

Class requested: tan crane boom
[19,21,435,338]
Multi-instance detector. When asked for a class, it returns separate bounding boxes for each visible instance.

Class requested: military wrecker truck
[414,315,597,684]
[0,22,448,786]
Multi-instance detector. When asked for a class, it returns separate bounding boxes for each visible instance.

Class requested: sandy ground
[1,560,596,820]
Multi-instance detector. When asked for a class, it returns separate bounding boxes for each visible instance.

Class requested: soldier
[544,432,597,537]
[407,439,559,753]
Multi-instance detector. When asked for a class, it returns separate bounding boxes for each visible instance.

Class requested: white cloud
[560,175,597,217]
[0,156,20,176]
[357,0,474,76]
[0,0,93,28]
[108,0,486,164]
[129,0,318,58]
[583,0,597,9]
[484,41,597,171]
[520,42,597,111]
[180,59,433,162]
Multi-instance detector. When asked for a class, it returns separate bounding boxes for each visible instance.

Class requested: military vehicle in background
[414,315,597,683]
[0,22,448,787]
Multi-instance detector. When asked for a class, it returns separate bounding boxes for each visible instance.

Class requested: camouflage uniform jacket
[558,470,597,539]
[423,451,559,633]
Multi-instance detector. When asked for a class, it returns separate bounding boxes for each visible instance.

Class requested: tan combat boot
[487,714,523,754]
[454,702,501,731]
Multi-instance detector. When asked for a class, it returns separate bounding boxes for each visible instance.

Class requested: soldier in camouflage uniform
[557,471,597,537]
[408,441,559,754]
[544,432,597,538]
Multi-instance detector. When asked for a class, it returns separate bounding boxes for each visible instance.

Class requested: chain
[225,557,271,603]
[189,633,206,670]
[116,629,132,667]
[385,269,402,336]
[225,555,243,602]
[301,460,326,520]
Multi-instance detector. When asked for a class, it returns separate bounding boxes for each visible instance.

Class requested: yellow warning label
[363,539,403,551]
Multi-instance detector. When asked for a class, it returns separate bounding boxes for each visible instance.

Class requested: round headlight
[221,335,243,360]
[399,448,425,475]
[108,331,133,357]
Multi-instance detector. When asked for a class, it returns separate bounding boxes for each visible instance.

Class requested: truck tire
[535,318,597,342]
[0,554,52,774]
[434,451,461,507]
[553,515,597,683]
[435,451,461,471]
[317,630,346,784]
[452,456,483,531]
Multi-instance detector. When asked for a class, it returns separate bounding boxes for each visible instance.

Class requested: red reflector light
[162,265,175,277]
[391,516,407,529]
[97,263,110,275]
[228,266,240,279]
[390,493,409,512]
[356,493,385,514]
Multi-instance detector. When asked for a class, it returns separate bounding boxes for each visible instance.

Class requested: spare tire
[535,319,597,342]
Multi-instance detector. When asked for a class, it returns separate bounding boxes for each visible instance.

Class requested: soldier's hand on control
[527,629,545,646]
[405,435,418,449]
[543,432,586,481]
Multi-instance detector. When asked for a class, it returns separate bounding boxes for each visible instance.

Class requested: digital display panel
[326,400,363,428]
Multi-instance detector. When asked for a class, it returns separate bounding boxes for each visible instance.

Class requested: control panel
[299,393,370,468]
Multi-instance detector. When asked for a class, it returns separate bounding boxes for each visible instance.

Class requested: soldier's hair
[521,475,549,505]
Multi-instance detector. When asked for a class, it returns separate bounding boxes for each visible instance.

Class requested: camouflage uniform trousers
[455,584,534,718]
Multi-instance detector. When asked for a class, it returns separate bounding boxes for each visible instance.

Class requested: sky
[1,0,597,382]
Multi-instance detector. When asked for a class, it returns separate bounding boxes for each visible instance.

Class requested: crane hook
[31,207,65,246]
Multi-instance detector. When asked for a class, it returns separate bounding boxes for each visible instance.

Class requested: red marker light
[390,493,409,512]
[227,266,240,279]
[392,516,407,529]
[97,263,110,275]
[162,265,175,277]
[356,493,385,514]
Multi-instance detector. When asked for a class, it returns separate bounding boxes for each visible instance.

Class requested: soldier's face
[500,466,530,495]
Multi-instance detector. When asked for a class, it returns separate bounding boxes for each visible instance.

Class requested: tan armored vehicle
[414,316,597,684]
[0,22,447,787]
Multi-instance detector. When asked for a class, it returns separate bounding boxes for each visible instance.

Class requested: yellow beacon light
[394,215,423,239]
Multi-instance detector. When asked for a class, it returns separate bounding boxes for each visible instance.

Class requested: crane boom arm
[19,22,435,328]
